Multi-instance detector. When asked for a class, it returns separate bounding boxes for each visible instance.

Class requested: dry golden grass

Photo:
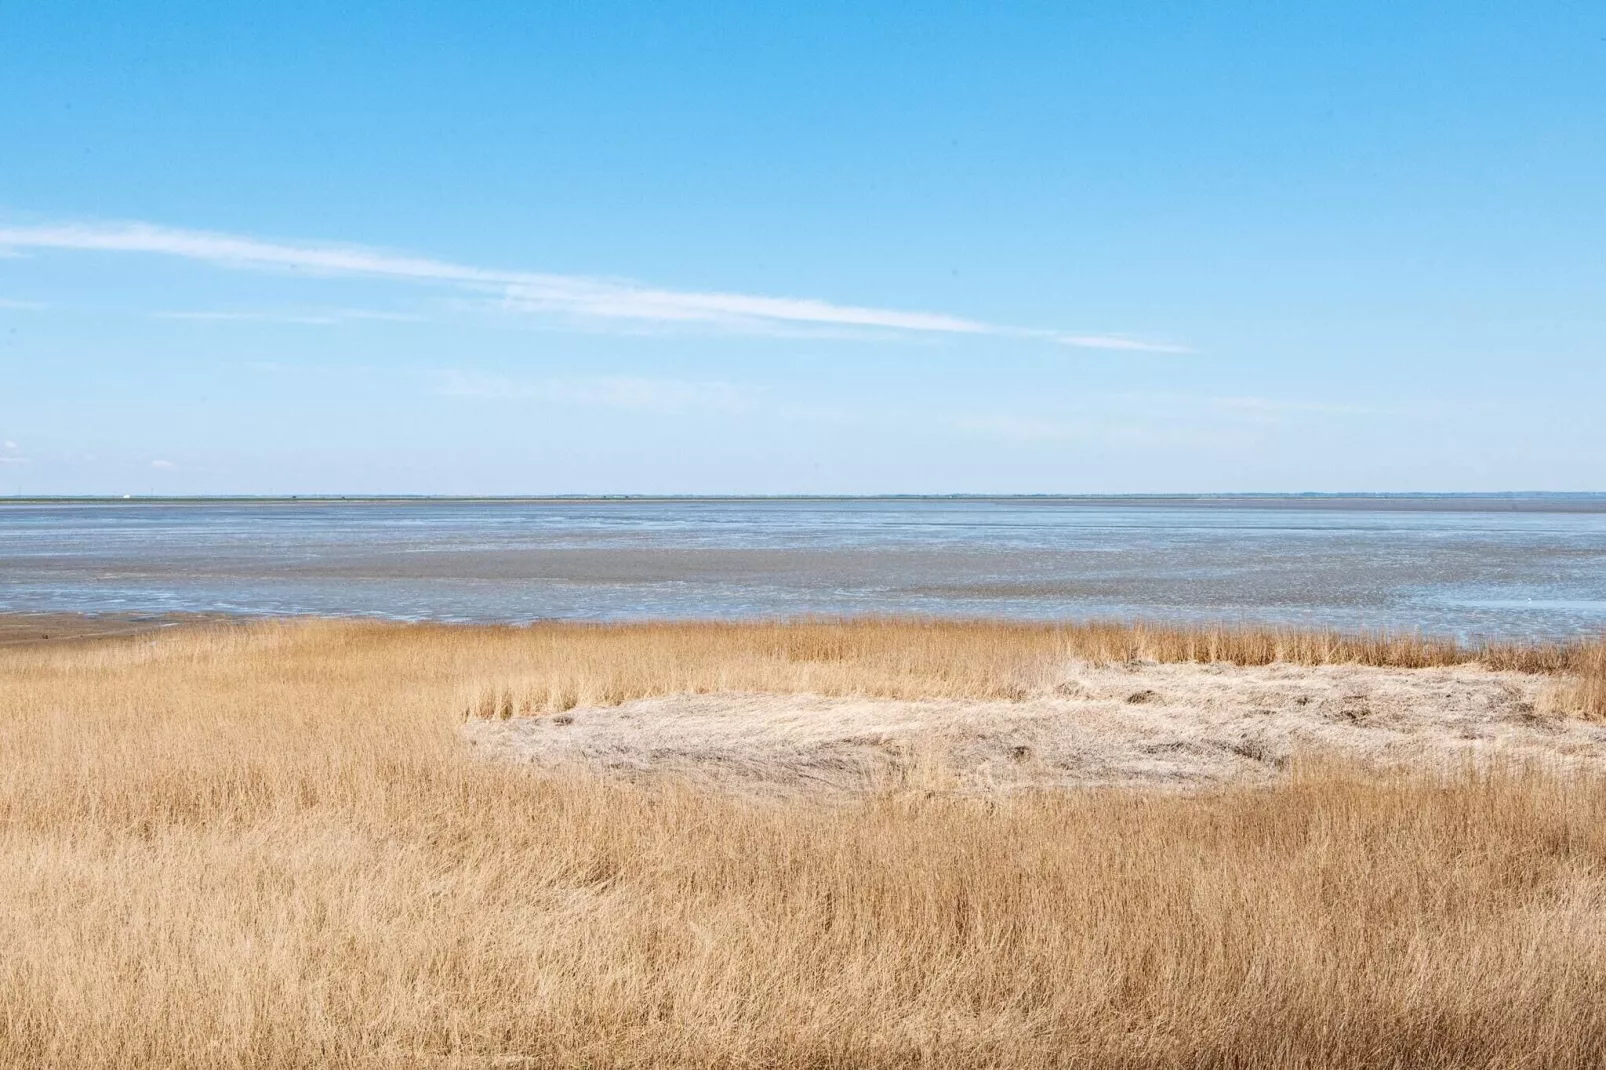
[1544,636,1606,721]
[2,618,1605,1068]
[460,617,1606,718]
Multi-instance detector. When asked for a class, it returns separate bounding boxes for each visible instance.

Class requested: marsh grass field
[3,617,1606,1067]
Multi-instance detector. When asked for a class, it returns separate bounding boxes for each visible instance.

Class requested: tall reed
[451,617,1606,718]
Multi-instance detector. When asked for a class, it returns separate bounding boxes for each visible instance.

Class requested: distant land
[5,493,1606,512]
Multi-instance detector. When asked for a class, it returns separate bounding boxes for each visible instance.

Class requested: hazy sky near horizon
[2,2,1603,495]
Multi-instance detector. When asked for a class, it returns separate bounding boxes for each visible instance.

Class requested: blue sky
[1,2,1602,494]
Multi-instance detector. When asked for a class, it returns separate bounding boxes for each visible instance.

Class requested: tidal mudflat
[6,496,1606,636]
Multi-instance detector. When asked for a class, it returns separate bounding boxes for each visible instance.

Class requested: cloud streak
[946,391,1381,446]
[434,371,760,415]
[153,308,421,326]
[0,219,1189,352]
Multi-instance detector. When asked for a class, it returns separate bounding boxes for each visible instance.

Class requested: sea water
[3,496,1605,640]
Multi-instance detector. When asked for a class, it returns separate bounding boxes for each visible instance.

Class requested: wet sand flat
[7,497,1606,636]
[0,612,195,647]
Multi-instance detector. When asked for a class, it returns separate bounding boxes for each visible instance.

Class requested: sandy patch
[465,661,1606,794]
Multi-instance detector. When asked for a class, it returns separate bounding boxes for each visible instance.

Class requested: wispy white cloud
[948,413,1091,442]
[0,219,1189,351]
[153,308,420,326]
[1208,395,1376,416]
[947,391,1379,445]
[948,409,1256,450]
[433,371,761,415]
[0,297,47,310]
[1115,392,1382,419]
[149,459,176,470]
[1051,333,1192,354]
[0,439,29,465]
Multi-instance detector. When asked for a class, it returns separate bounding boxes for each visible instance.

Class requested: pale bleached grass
[2,618,1605,1068]
[467,662,1606,795]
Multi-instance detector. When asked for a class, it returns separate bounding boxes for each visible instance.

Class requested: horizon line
[5,492,1604,504]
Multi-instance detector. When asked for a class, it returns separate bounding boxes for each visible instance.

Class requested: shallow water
[3,497,1606,639]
